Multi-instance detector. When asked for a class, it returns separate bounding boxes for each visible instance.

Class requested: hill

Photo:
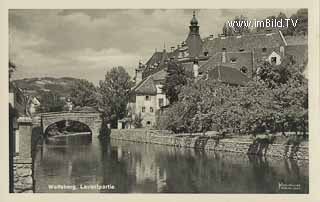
[13,77,83,99]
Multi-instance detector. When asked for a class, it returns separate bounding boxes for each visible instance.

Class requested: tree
[162,61,192,104]
[70,79,98,108]
[98,66,134,128]
[255,9,308,36]
[159,56,308,137]
[222,15,251,36]
[288,9,308,36]
[37,91,65,112]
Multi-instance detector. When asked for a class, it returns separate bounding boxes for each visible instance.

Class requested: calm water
[34,135,309,193]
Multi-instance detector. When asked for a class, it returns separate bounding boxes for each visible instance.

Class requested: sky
[9,9,298,85]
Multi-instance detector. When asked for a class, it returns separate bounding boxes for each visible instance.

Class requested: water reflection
[34,137,308,193]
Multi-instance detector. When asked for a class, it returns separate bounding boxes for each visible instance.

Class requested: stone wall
[13,157,33,193]
[110,129,309,160]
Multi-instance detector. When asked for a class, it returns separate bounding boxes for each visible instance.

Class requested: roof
[185,33,203,58]
[133,61,186,95]
[284,35,307,45]
[200,51,253,74]
[253,46,282,65]
[152,69,167,81]
[145,51,168,67]
[133,76,158,95]
[182,60,208,73]
[285,44,308,65]
[202,32,286,57]
[207,65,250,86]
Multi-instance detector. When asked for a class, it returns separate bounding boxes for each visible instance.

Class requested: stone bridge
[41,111,103,137]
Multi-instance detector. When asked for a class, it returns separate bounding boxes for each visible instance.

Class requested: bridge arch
[41,112,102,137]
[44,120,92,136]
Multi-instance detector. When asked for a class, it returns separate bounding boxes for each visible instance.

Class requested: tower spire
[190,10,198,26]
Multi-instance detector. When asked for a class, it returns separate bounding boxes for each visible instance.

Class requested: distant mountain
[13,77,83,98]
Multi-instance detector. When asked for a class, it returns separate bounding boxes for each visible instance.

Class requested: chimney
[135,61,143,83]
[280,46,285,57]
[193,58,199,78]
[221,51,226,63]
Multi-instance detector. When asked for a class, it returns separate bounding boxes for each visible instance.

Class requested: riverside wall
[110,129,308,160]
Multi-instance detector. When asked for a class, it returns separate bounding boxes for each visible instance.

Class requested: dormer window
[230,58,237,63]
[222,48,226,51]
[271,57,277,64]
[204,51,209,56]
[239,49,244,52]
[240,66,248,74]
[262,48,267,52]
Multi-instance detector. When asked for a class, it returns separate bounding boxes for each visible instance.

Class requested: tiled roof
[134,76,157,95]
[152,69,167,81]
[253,47,282,65]
[145,51,168,67]
[207,65,250,86]
[185,33,203,58]
[182,60,208,73]
[285,44,308,65]
[200,51,253,76]
[284,35,307,45]
[202,32,286,57]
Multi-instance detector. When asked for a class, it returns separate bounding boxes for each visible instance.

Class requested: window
[271,57,277,64]
[240,66,248,74]
[230,58,237,63]
[262,48,267,52]
[159,98,164,107]
[239,49,244,52]
[146,121,151,125]
[222,48,226,51]
[145,96,151,101]
[142,107,145,113]
[150,107,154,113]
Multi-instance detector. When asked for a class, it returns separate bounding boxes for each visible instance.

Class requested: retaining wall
[110,129,308,160]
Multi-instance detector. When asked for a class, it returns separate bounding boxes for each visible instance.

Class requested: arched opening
[44,120,92,145]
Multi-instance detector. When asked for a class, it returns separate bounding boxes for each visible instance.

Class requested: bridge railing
[40,111,101,117]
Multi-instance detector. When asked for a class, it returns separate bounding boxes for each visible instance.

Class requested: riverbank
[110,129,308,160]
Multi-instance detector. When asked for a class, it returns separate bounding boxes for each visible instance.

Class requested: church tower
[185,11,203,58]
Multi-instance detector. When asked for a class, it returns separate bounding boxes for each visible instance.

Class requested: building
[132,11,308,128]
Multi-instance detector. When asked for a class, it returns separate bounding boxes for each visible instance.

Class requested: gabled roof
[134,76,157,95]
[202,32,286,56]
[207,65,250,86]
[133,68,167,95]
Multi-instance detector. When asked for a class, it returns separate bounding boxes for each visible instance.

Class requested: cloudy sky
[9,9,298,84]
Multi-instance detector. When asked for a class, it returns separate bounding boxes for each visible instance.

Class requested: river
[34,135,308,193]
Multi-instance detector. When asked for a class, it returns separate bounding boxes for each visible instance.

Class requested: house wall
[135,93,169,127]
[136,95,157,127]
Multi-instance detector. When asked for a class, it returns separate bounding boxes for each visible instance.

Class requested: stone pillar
[17,116,33,158]
[13,157,33,193]
[14,116,34,193]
